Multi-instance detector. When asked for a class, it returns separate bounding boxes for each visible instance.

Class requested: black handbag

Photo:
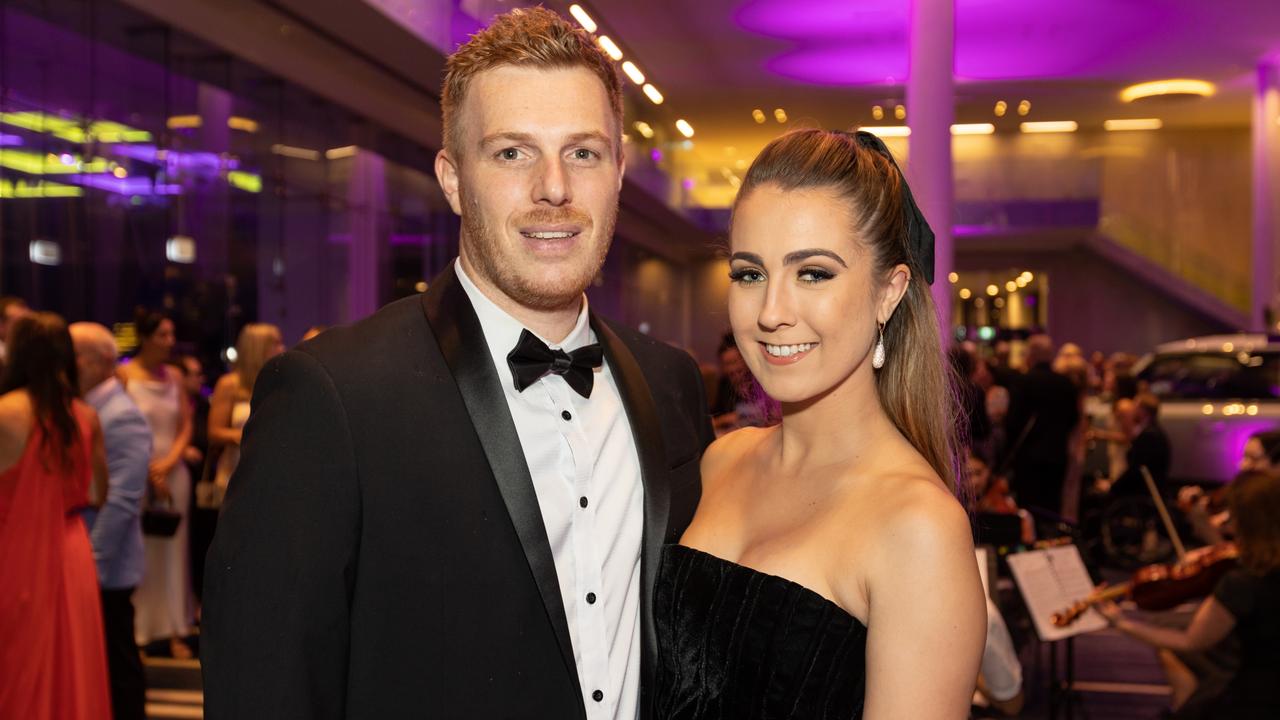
[141,494,182,537]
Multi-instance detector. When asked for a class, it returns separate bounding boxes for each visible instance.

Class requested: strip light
[951,123,995,135]
[857,126,911,138]
[675,119,694,138]
[1120,79,1215,103]
[642,84,664,105]
[1104,118,1163,131]
[1020,121,1078,134]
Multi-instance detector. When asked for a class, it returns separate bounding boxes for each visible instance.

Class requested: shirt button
[586,592,597,605]
[579,496,588,509]
[592,690,603,702]
[561,410,572,421]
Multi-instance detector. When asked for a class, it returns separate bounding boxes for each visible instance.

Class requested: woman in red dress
[0,312,111,719]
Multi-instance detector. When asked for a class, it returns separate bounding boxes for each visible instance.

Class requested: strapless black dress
[653,544,868,720]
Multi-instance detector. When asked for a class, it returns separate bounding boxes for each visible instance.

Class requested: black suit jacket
[202,266,713,719]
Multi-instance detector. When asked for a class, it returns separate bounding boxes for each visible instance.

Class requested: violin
[1051,542,1238,627]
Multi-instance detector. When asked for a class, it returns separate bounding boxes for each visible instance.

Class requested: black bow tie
[507,329,603,398]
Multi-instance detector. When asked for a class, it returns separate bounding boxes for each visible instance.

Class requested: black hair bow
[851,130,936,285]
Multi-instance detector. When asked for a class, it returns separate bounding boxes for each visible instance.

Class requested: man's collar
[85,375,121,408]
[453,260,593,356]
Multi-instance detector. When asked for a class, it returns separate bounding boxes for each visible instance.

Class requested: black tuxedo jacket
[202,265,713,719]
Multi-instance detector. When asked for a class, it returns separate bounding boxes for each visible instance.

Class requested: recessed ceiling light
[752,109,766,124]
[1017,100,1031,116]
[774,108,788,123]
[597,35,623,61]
[872,105,884,120]
[994,101,1007,117]
[621,61,645,85]
[1120,79,1215,103]
[894,104,906,120]
[568,4,597,33]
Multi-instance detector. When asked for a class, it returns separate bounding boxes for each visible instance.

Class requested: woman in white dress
[120,311,195,658]
[207,324,284,504]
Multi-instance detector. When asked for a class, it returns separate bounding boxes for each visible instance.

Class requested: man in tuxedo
[202,8,713,720]
[1005,334,1081,517]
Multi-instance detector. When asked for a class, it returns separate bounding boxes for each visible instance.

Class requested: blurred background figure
[1005,334,1081,521]
[206,323,284,512]
[72,321,153,720]
[120,309,195,659]
[0,313,110,719]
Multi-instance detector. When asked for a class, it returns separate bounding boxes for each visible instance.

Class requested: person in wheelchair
[1106,393,1171,498]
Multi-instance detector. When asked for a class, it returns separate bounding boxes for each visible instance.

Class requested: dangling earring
[872,322,886,369]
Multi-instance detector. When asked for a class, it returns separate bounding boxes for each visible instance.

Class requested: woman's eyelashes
[729,265,838,285]
[798,266,835,284]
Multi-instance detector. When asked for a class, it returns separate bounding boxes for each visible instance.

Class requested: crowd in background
[0,295,289,720]
[705,330,1280,718]
[2,296,1276,719]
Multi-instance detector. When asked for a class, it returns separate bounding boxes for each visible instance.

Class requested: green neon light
[227,170,262,193]
[0,149,110,175]
[0,112,152,144]
[0,178,84,198]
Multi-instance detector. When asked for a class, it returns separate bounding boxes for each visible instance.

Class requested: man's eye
[498,148,521,161]
[573,149,598,160]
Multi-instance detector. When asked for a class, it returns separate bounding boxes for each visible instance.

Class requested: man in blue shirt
[73,321,153,720]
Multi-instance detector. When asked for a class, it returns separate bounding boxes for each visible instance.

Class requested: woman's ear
[878,263,912,325]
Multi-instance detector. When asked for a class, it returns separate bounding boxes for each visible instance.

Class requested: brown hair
[1229,470,1280,575]
[441,7,623,156]
[732,129,962,492]
[0,312,81,469]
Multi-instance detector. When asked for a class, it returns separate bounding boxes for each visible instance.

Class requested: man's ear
[435,149,463,216]
[878,263,912,325]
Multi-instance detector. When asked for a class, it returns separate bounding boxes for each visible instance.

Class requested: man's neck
[457,255,582,344]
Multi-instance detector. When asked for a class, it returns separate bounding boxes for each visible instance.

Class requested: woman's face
[727,184,906,405]
[143,319,175,360]
[1240,438,1274,472]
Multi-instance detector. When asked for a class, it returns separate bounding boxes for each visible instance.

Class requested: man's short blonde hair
[441,7,623,156]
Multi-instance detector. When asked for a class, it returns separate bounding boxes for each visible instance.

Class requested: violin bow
[1141,465,1187,563]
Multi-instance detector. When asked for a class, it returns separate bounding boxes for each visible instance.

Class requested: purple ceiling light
[735,0,1258,86]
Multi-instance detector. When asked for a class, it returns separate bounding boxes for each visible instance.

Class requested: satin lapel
[421,265,584,710]
[591,316,668,714]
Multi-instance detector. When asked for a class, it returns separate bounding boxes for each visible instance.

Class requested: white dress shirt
[456,262,644,720]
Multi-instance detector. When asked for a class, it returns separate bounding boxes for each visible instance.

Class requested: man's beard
[460,188,616,311]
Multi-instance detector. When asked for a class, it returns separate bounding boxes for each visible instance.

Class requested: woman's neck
[135,353,165,374]
[772,365,900,475]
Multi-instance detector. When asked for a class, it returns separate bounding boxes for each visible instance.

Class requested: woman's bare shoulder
[700,425,773,487]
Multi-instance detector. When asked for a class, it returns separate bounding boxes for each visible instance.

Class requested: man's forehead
[462,65,615,140]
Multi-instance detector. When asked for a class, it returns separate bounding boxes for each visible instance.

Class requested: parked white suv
[1135,334,1280,483]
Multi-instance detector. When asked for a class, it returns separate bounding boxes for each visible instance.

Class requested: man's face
[436,65,623,312]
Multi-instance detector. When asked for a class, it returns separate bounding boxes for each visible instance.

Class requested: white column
[1252,59,1280,332]
[906,0,955,331]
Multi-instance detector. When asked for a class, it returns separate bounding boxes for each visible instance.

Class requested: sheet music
[1007,545,1109,641]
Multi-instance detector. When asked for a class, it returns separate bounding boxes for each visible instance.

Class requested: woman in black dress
[1102,469,1280,719]
[654,130,986,719]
